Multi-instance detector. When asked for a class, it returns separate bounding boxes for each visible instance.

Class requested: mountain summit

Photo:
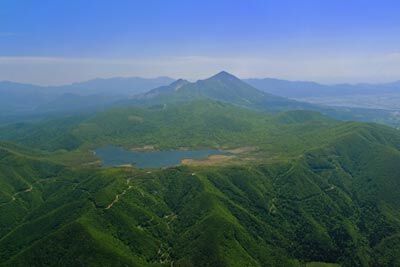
[209,70,240,81]
[137,71,309,111]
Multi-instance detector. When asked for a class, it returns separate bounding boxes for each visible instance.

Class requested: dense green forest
[0,99,400,266]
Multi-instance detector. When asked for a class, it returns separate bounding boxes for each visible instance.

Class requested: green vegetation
[0,100,342,156]
[0,99,400,266]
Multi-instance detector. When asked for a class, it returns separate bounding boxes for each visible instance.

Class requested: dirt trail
[325,185,336,192]
[104,178,134,210]
[104,188,133,209]
[24,185,33,192]
[0,184,34,207]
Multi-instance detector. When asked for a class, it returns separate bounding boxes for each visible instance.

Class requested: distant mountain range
[0,76,174,118]
[58,76,175,96]
[1,72,399,127]
[245,78,400,98]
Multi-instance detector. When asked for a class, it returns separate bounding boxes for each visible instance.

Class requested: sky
[1,0,400,85]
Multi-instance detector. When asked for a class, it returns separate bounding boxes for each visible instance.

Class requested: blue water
[95,146,227,168]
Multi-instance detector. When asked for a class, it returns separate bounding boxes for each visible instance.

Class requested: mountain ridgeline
[0,72,400,266]
[125,72,400,127]
[131,71,314,111]
[1,71,399,127]
[0,76,174,121]
[244,77,400,98]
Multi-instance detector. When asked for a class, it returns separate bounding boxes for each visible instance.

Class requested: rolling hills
[0,99,342,154]
[0,99,400,266]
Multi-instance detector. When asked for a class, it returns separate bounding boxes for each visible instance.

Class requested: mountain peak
[210,71,240,81]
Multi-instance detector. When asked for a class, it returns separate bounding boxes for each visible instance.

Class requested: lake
[95,145,227,168]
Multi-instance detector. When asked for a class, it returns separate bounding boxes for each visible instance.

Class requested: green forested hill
[1,139,400,266]
[0,100,341,154]
[0,100,400,266]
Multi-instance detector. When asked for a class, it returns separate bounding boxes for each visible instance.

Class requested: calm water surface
[95,145,227,168]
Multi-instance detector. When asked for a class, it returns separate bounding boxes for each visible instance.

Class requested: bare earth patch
[226,146,257,154]
[118,164,134,168]
[181,154,234,166]
[181,147,258,166]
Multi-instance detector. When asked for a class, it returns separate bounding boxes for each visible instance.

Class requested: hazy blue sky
[1,0,400,85]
